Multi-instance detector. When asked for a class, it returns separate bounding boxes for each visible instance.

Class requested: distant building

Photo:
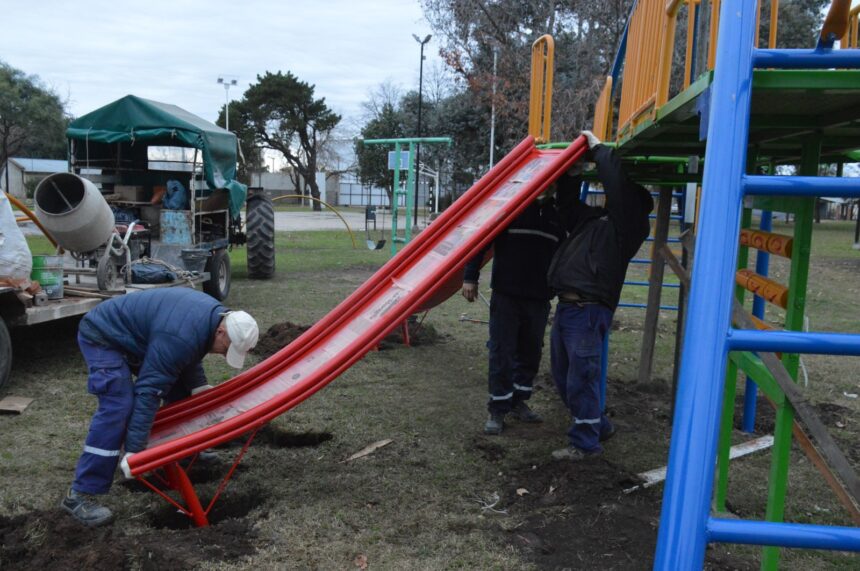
[1,158,68,199]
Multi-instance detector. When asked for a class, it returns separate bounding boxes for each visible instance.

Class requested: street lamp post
[217,76,238,131]
[412,33,431,226]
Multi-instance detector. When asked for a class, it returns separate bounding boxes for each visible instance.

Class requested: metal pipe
[743,174,860,197]
[727,329,860,355]
[753,48,860,68]
[653,1,756,567]
[707,518,860,550]
[271,194,358,249]
[742,210,772,433]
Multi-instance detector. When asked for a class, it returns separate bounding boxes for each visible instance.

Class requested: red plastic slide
[131,136,587,477]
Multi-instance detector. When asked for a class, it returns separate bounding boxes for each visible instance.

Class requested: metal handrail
[528,35,555,144]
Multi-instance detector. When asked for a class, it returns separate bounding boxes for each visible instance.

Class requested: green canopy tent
[66,95,246,217]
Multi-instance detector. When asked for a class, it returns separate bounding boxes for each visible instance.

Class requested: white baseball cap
[223,311,259,368]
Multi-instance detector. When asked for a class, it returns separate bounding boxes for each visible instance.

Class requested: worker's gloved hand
[461,282,478,302]
[120,452,135,479]
[191,384,213,395]
[581,130,601,149]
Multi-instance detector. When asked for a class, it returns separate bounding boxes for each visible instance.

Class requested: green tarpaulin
[67,95,246,217]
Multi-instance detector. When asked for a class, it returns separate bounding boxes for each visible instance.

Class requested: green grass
[5,222,859,569]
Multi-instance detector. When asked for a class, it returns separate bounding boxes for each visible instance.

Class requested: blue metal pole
[653,2,757,568]
[753,48,860,68]
[707,518,860,551]
[727,329,860,355]
[744,175,860,198]
[741,210,772,433]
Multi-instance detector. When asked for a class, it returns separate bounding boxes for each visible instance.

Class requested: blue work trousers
[550,302,614,453]
[487,292,551,414]
[72,333,134,495]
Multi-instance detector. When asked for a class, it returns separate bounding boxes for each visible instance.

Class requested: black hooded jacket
[547,144,654,310]
[463,196,567,302]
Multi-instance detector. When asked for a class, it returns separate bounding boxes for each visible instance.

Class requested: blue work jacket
[78,288,224,452]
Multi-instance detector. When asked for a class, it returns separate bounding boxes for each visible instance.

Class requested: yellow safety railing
[841,1,860,47]
[611,0,852,143]
[528,35,555,144]
[592,77,614,141]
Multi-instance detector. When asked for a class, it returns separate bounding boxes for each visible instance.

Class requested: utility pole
[489,46,498,169]
[412,33,431,226]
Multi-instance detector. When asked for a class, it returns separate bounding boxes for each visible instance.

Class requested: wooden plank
[0,396,34,414]
[732,300,860,505]
[637,188,674,384]
[660,243,690,286]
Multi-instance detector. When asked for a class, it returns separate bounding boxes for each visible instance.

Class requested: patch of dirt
[377,321,441,350]
[253,321,312,359]
[502,457,660,569]
[472,437,506,462]
[0,509,255,570]
[733,394,777,434]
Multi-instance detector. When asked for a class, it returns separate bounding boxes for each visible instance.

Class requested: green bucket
[31,255,64,300]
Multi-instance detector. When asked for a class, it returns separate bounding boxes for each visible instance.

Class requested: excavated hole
[148,489,266,530]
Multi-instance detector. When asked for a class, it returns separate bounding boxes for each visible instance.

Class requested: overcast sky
[1,0,441,131]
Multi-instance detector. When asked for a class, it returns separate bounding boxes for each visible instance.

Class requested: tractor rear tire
[0,319,11,390]
[246,193,275,279]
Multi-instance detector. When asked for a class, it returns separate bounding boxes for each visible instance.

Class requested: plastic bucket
[31,255,64,299]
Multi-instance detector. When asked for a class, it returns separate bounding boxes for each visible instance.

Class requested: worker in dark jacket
[548,131,653,461]
[462,185,570,435]
[61,288,259,527]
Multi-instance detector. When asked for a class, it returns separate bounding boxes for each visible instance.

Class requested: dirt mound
[254,321,312,359]
[254,319,441,358]
[0,509,255,570]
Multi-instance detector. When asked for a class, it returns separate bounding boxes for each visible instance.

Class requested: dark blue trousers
[487,292,551,414]
[72,333,134,495]
[550,302,614,453]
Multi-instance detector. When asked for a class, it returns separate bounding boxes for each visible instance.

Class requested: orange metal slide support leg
[164,462,209,527]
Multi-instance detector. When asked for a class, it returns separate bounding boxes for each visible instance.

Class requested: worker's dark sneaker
[510,401,543,423]
[484,413,505,435]
[551,446,602,461]
[599,424,617,442]
[61,488,113,527]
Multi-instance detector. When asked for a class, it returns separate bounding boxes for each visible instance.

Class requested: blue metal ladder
[654,1,860,567]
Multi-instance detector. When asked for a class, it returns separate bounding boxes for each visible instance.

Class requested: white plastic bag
[0,192,33,287]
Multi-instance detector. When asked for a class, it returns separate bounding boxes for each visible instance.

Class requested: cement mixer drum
[34,173,115,253]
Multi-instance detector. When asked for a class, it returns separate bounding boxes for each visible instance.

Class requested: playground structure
[74,2,860,568]
[361,137,452,255]
[585,0,860,568]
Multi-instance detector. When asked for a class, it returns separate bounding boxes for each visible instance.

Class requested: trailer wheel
[203,249,231,301]
[246,193,275,279]
[0,319,11,390]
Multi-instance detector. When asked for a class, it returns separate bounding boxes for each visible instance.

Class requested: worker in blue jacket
[462,181,571,435]
[61,288,259,527]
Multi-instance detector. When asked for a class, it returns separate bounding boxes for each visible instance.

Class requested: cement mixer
[34,172,153,291]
